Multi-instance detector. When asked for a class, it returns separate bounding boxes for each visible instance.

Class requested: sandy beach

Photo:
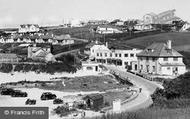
[0,71,106,119]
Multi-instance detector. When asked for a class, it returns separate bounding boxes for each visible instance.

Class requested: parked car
[25,99,36,105]
[1,88,15,95]
[53,98,63,104]
[41,92,56,100]
[11,90,27,97]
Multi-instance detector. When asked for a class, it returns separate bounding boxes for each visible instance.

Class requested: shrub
[53,106,76,117]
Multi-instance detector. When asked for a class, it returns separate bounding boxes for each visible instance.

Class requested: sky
[0,0,190,27]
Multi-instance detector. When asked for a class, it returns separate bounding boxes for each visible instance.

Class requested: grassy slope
[89,108,190,119]
[114,32,190,51]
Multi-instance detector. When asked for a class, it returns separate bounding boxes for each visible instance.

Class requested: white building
[134,24,154,31]
[143,9,181,25]
[82,61,102,72]
[96,25,123,34]
[18,24,40,33]
[136,40,186,76]
[90,42,142,70]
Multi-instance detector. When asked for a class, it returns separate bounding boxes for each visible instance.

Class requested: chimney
[167,40,172,49]
[106,42,108,48]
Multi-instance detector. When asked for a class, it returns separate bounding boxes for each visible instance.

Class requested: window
[86,66,93,70]
[110,53,112,57]
[146,57,149,61]
[152,58,156,62]
[173,57,178,61]
[124,54,128,57]
[100,53,102,57]
[130,53,134,57]
[152,66,156,72]
[105,53,107,57]
[119,54,121,57]
[115,53,118,57]
[92,50,94,53]
[167,67,171,70]
[163,57,168,61]
[97,53,99,56]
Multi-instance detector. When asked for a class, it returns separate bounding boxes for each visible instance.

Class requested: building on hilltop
[53,34,74,45]
[134,9,181,31]
[0,53,20,63]
[136,40,186,76]
[96,25,123,34]
[18,24,40,33]
[143,9,181,24]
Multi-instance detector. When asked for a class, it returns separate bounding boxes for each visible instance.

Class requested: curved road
[105,66,163,113]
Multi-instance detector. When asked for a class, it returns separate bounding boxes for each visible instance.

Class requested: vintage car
[1,88,15,95]
[41,92,56,100]
[11,90,28,97]
[25,99,36,105]
[53,98,63,104]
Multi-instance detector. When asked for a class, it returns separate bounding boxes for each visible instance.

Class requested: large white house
[136,40,186,76]
[90,42,142,70]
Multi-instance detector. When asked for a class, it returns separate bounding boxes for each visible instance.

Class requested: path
[105,65,163,113]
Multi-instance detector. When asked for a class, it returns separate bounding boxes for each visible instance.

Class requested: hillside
[112,32,190,52]
[151,72,190,108]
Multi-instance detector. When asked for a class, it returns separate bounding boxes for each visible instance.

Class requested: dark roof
[84,94,103,101]
[137,42,183,57]
[109,44,139,50]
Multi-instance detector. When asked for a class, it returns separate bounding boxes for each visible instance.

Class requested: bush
[151,72,190,108]
[53,106,76,117]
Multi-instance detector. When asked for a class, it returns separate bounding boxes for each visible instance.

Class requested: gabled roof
[157,9,176,18]
[137,42,183,57]
[85,41,103,49]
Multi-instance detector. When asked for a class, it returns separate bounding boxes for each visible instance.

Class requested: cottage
[136,40,186,76]
[110,19,124,26]
[53,34,74,45]
[28,44,55,62]
[96,25,122,34]
[88,20,109,25]
[83,94,104,110]
[0,53,19,63]
[19,24,40,33]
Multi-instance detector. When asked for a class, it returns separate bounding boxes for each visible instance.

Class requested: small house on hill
[53,34,74,45]
[0,53,19,63]
[83,94,104,111]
